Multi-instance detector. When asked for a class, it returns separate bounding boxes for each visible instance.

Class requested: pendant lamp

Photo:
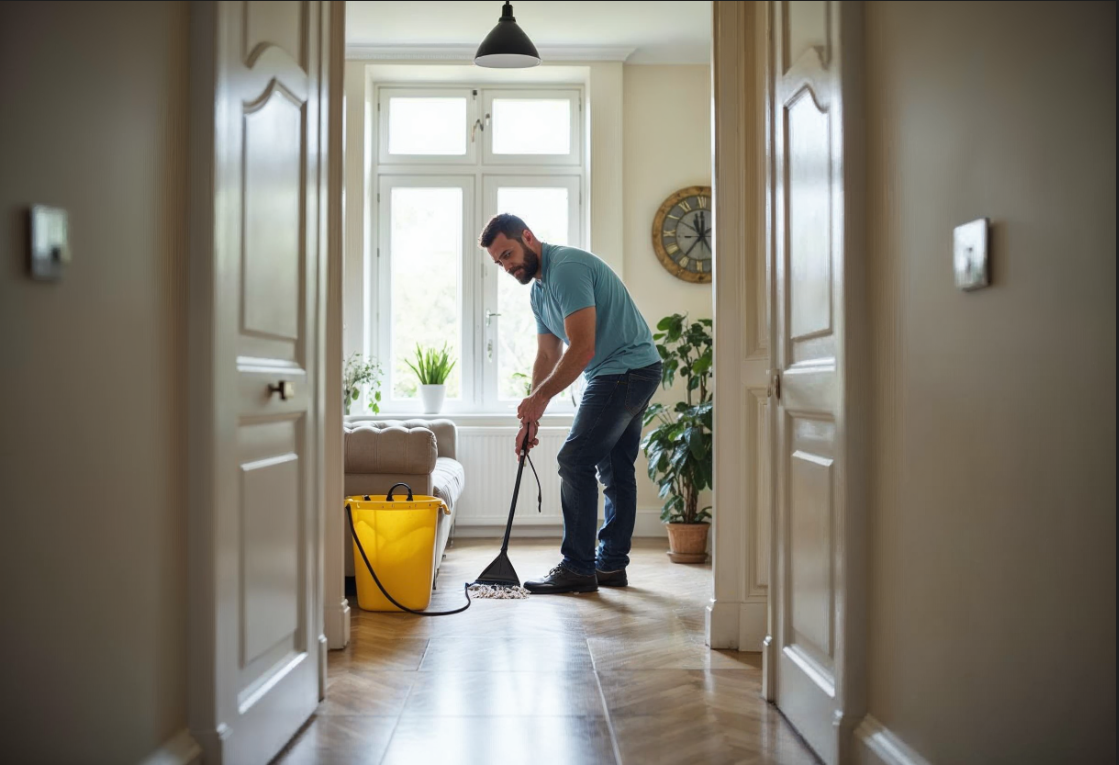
[474,1,541,68]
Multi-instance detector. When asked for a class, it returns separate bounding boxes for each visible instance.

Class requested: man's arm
[514,333,564,456]
[532,333,564,392]
[518,306,596,424]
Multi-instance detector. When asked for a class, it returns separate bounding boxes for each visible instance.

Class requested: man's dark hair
[478,212,529,249]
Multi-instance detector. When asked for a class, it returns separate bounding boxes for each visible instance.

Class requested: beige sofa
[343,418,465,582]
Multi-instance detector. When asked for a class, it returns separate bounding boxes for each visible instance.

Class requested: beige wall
[864,2,1115,762]
[0,2,190,762]
[623,64,713,513]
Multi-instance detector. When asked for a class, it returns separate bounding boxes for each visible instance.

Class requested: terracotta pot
[665,522,710,564]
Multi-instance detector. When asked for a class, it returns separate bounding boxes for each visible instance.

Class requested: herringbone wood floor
[272,538,820,765]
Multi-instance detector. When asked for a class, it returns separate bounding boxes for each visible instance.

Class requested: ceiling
[345,1,713,65]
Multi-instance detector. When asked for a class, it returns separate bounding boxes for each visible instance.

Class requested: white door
[768,2,867,764]
[188,2,331,763]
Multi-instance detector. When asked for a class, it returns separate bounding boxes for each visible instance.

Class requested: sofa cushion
[432,456,465,510]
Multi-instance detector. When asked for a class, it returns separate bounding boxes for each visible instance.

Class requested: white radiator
[454,426,570,534]
[452,425,667,539]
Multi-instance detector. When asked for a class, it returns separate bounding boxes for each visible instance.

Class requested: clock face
[652,186,712,283]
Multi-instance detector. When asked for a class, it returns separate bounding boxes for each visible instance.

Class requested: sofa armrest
[420,419,457,461]
[344,422,437,476]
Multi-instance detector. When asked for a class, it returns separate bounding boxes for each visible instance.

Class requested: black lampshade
[474,1,541,68]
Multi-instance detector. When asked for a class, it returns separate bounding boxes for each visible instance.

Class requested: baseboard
[138,729,202,765]
[738,599,766,653]
[633,508,669,537]
[853,716,932,765]
[706,598,741,649]
[324,596,350,650]
[453,509,669,539]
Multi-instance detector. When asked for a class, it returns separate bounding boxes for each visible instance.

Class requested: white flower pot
[420,384,445,414]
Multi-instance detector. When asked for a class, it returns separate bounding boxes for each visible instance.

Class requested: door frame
[322,0,349,653]
[708,1,771,653]
[186,0,349,753]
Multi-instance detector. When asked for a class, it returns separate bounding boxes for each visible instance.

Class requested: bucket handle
[385,482,414,502]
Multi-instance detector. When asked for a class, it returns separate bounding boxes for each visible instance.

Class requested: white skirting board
[451,508,670,538]
[137,729,202,765]
[853,716,933,765]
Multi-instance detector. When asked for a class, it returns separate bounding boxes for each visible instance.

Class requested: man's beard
[514,242,539,284]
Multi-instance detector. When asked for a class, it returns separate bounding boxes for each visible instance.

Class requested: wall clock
[651,185,713,283]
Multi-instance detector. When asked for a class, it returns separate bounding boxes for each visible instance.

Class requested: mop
[346,426,541,615]
[467,425,542,599]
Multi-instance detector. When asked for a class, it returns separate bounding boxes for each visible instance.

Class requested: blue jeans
[557,361,663,576]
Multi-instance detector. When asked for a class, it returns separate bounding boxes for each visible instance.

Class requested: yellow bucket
[345,483,449,613]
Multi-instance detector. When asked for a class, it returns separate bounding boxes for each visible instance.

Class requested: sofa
[343,418,465,582]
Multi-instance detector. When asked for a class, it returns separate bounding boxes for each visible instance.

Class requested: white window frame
[369,82,586,416]
[376,174,477,415]
[481,175,582,413]
[482,88,583,167]
[377,87,479,166]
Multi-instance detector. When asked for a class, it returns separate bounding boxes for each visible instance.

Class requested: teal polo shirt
[529,242,661,379]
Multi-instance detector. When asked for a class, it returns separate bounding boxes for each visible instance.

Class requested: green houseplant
[641,313,714,563]
[343,352,383,416]
[406,342,456,414]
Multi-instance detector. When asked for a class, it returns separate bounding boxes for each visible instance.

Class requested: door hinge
[377,247,380,259]
[769,370,781,401]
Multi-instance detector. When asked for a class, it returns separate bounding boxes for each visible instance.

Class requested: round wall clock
[651,185,713,283]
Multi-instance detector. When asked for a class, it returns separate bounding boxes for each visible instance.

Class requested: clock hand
[682,236,703,259]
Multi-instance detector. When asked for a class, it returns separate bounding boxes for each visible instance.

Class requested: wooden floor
[272,538,819,765]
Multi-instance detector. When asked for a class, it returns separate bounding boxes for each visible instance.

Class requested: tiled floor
[272,538,820,765]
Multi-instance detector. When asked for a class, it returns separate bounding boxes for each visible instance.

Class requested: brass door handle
[269,380,295,401]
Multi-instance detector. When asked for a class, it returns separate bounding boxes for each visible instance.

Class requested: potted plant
[343,352,383,416]
[406,342,456,414]
[641,313,714,563]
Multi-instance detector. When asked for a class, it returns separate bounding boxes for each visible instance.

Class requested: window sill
[346,411,575,428]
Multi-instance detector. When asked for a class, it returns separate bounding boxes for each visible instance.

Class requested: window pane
[390,187,462,400]
[492,99,571,155]
[495,187,571,401]
[388,98,467,155]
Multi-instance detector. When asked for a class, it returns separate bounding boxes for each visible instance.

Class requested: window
[371,85,585,415]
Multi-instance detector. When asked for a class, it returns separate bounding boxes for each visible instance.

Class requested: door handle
[268,380,295,401]
[485,310,502,327]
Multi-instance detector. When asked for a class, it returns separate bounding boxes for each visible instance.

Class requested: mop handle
[499,423,535,552]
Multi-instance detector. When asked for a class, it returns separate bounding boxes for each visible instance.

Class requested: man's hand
[517,391,550,425]
[514,419,539,457]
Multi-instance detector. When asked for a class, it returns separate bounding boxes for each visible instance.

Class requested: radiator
[454,426,570,533]
[452,425,667,539]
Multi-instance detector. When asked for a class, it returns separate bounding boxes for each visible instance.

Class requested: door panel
[243,87,305,343]
[769,1,864,763]
[787,91,833,341]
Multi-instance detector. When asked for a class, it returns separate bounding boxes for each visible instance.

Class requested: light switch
[953,217,990,291]
[29,205,70,281]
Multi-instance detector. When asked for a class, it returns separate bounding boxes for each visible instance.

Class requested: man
[479,213,663,594]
